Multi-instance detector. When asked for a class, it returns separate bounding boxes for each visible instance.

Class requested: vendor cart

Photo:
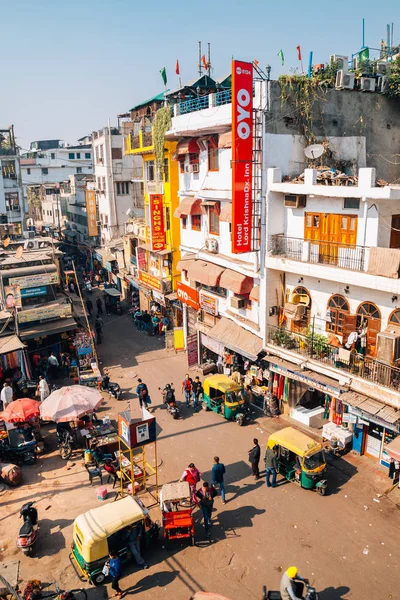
[160,481,195,546]
[104,287,121,314]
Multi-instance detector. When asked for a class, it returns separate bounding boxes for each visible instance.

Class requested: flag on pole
[253,59,259,67]
[160,67,167,86]
[201,54,208,71]
[175,60,180,75]
[278,50,284,66]
[297,45,302,61]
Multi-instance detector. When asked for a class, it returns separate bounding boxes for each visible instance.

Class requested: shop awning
[218,130,232,148]
[265,356,345,395]
[219,203,232,223]
[250,285,260,302]
[173,197,202,218]
[384,436,400,461]
[208,316,263,361]
[19,317,78,340]
[0,335,25,354]
[176,138,199,155]
[341,391,400,426]
[3,264,57,279]
[187,260,225,287]
[219,269,253,295]
[176,254,197,272]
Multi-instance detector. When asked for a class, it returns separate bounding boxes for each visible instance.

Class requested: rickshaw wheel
[317,485,327,496]
[92,572,106,586]
[201,402,209,411]
[236,414,244,426]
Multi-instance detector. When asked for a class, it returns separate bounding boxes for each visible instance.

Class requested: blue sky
[1,0,399,150]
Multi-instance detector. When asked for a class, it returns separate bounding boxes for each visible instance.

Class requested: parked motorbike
[85,281,92,293]
[101,374,122,400]
[159,384,181,419]
[0,439,37,465]
[262,580,319,600]
[17,501,38,556]
[57,430,74,460]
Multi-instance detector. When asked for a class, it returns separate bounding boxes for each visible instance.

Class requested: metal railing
[177,95,210,115]
[269,234,367,272]
[215,89,232,106]
[266,324,400,392]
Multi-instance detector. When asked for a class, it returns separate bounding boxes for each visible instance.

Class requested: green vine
[152,106,171,176]
[387,56,400,98]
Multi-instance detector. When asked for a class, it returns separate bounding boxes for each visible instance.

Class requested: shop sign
[200,292,217,316]
[187,333,199,368]
[342,413,357,423]
[9,271,59,288]
[86,190,98,237]
[137,247,147,270]
[21,286,47,298]
[152,290,166,306]
[176,281,199,310]
[231,60,253,254]
[18,303,72,324]
[4,285,22,309]
[149,194,166,251]
[269,363,342,397]
[139,270,161,291]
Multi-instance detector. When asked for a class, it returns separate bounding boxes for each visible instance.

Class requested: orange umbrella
[0,398,41,423]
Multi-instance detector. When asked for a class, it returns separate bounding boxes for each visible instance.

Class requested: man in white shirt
[38,376,50,402]
[1,381,13,409]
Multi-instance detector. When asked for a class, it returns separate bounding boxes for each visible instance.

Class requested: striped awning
[341,391,400,425]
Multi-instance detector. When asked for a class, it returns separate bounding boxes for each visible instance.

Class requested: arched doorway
[291,286,311,333]
[356,302,381,357]
[326,295,350,336]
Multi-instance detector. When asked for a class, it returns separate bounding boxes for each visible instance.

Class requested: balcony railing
[269,234,368,273]
[215,89,232,106]
[266,324,400,392]
[174,95,210,116]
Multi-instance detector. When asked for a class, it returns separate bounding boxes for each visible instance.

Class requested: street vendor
[37,376,50,402]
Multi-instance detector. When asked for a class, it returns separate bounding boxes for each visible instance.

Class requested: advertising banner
[149,194,166,251]
[187,333,199,368]
[18,303,72,324]
[21,286,47,298]
[85,190,98,237]
[176,281,199,310]
[138,270,161,291]
[199,292,218,316]
[9,271,58,288]
[4,285,22,309]
[231,60,253,254]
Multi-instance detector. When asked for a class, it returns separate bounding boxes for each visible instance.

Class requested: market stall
[73,331,101,388]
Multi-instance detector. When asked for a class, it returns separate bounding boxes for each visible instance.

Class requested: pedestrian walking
[0,381,13,410]
[136,379,150,409]
[47,352,59,380]
[125,523,148,569]
[141,310,151,335]
[107,551,123,598]
[248,438,261,479]
[264,444,278,488]
[180,463,201,505]
[61,352,70,377]
[96,297,103,315]
[152,314,160,336]
[181,374,193,408]
[212,456,226,504]
[37,376,50,402]
[160,315,169,334]
[85,297,93,317]
[95,315,104,344]
[191,376,203,412]
[134,309,143,331]
[196,482,217,538]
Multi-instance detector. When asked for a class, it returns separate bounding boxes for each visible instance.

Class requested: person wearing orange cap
[280,566,308,600]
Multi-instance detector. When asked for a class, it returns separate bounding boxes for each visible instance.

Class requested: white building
[264,166,400,465]
[92,126,143,243]
[0,125,25,233]
[60,174,96,247]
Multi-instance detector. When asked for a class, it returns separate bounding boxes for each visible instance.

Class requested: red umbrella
[0,398,41,423]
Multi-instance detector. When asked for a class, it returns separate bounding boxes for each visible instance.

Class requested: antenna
[304,144,325,165]
[198,41,202,77]
[207,42,211,75]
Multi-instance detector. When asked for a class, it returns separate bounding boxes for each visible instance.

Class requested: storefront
[0,335,32,398]
[73,331,101,387]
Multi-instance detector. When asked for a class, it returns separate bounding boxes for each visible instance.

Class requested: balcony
[269,234,368,273]
[266,324,400,392]
[171,89,233,117]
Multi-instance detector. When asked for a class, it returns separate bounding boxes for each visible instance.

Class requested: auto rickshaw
[160,481,195,546]
[202,374,246,425]
[104,287,122,314]
[70,496,158,585]
[267,427,328,495]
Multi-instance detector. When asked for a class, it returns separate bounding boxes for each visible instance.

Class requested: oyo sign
[231,60,253,254]
[176,281,199,310]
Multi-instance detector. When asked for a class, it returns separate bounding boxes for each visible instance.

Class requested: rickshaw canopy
[267,427,323,457]
[203,374,241,396]
[104,288,121,297]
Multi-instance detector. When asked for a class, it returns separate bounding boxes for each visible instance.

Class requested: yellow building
[125,98,181,325]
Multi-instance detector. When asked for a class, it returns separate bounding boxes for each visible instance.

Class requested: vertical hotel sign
[231,60,253,254]
[149,194,166,251]
[85,190,98,237]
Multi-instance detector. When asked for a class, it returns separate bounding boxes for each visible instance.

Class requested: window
[76,167,82,174]
[208,137,219,171]
[291,286,311,333]
[95,147,99,163]
[344,198,360,210]
[5,193,19,211]
[182,216,187,229]
[76,152,81,159]
[189,153,199,164]
[356,302,381,357]
[51,153,55,160]
[102,176,106,192]
[326,295,350,335]
[389,309,400,326]
[209,205,220,235]
[69,153,75,160]
[99,145,104,161]
[116,182,129,195]
[97,177,101,190]
[357,302,380,320]
[191,215,201,231]
[85,152,91,159]
[179,159,185,174]
[42,168,48,175]
[164,158,169,183]
[145,160,155,182]
[27,168,31,175]
[202,284,227,298]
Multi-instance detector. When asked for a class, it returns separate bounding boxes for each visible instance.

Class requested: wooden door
[342,314,358,346]
[390,215,400,248]
[340,215,357,245]
[304,213,321,241]
[364,317,381,358]
[322,214,341,264]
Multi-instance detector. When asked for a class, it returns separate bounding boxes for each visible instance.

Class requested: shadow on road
[35,517,74,557]
[122,569,179,596]
[325,454,358,495]
[319,585,351,599]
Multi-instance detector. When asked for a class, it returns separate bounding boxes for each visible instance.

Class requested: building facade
[0,126,25,234]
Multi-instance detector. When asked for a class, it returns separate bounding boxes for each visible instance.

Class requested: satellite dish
[304,144,325,160]
[126,208,134,217]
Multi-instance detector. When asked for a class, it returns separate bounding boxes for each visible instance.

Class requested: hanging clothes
[323,395,330,420]
[277,375,285,400]
[336,399,343,425]
[283,377,289,403]
[272,373,279,396]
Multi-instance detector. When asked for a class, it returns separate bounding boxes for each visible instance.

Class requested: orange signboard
[149,194,166,251]
[85,190,98,237]
[176,281,199,310]
[138,270,161,291]
[231,60,253,254]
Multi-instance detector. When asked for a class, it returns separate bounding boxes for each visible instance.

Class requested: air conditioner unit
[330,54,349,71]
[192,163,200,174]
[22,230,35,239]
[377,76,389,94]
[360,77,376,92]
[205,238,219,253]
[376,61,390,76]
[376,331,400,365]
[230,295,247,309]
[185,165,194,173]
[284,194,307,209]
[24,239,39,250]
[335,70,355,90]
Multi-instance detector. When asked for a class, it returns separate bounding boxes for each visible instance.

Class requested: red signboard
[149,194,165,251]
[187,333,199,368]
[231,60,253,254]
[176,281,199,310]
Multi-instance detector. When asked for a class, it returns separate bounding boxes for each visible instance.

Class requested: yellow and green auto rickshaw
[202,374,246,425]
[267,427,328,495]
[70,496,158,585]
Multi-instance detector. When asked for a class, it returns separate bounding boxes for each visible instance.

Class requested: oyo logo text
[236,88,251,140]
[177,288,189,301]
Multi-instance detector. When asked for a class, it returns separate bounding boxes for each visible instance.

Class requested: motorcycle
[262,580,319,600]
[101,374,122,400]
[57,429,74,460]
[17,502,38,556]
[159,384,181,419]
[0,439,37,465]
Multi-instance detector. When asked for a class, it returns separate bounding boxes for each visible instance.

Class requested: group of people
[133,309,169,337]
[31,350,70,381]
[181,374,203,411]
[248,438,279,488]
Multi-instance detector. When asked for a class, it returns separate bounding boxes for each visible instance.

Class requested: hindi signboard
[149,194,166,251]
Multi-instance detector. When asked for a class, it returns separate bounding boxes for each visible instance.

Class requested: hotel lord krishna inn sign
[231,60,253,254]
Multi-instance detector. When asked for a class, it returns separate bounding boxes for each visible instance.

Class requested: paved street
[0,307,399,599]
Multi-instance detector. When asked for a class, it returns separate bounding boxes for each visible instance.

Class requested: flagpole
[300,59,304,74]
[179,76,182,88]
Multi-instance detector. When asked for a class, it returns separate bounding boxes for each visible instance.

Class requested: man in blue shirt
[212,456,226,504]
[108,551,123,597]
